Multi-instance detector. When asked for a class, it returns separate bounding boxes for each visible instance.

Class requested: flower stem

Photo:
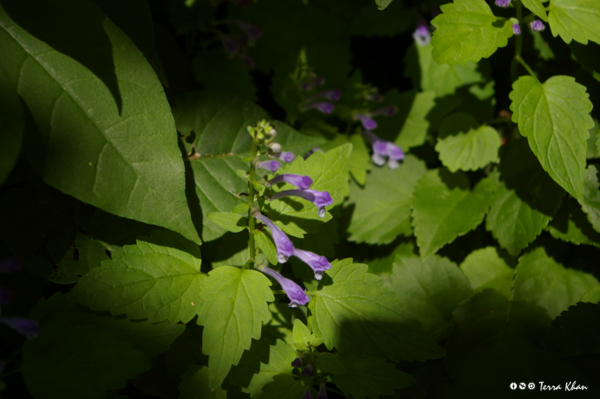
[511,1,538,82]
[246,132,258,268]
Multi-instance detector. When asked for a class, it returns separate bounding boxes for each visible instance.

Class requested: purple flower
[0,290,13,305]
[303,386,314,399]
[370,105,397,117]
[364,131,404,169]
[355,113,378,131]
[291,357,303,368]
[254,213,294,263]
[495,0,511,8]
[270,189,333,217]
[413,23,431,46]
[260,267,309,307]
[513,23,521,35]
[293,248,331,280]
[267,174,313,190]
[0,317,39,339]
[273,151,296,163]
[307,90,342,103]
[317,384,327,399]
[302,102,335,114]
[531,20,546,31]
[301,364,313,377]
[0,257,21,273]
[257,160,281,173]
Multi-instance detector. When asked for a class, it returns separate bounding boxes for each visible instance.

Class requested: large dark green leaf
[0,80,23,184]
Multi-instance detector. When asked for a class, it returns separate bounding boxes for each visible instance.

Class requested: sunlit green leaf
[460,247,514,298]
[255,230,278,265]
[261,374,305,399]
[243,339,297,398]
[579,165,600,233]
[522,0,548,22]
[207,212,246,233]
[548,0,600,44]
[49,233,110,284]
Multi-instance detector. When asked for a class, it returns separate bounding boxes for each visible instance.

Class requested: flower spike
[355,113,378,131]
[267,174,313,190]
[270,189,333,217]
[370,105,398,117]
[293,248,331,280]
[254,213,294,263]
[273,151,296,163]
[302,102,335,114]
[260,267,309,307]
[307,90,342,103]
[257,160,281,173]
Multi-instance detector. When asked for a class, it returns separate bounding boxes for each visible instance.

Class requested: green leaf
[460,247,514,297]
[512,247,600,318]
[542,302,600,357]
[365,241,416,277]
[49,233,111,284]
[308,259,445,362]
[0,1,200,244]
[548,0,600,44]
[72,230,204,323]
[242,339,297,398]
[435,113,500,172]
[347,155,427,245]
[522,0,548,22]
[579,165,600,232]
[375,0,394,11]
[292,319,323,351]
[179,365,227,399]
[571,42,600,82]
[197,266,274,389]
[317,353,414,399]
[547,196,600,247]
[486,140,565,255]
[193,50,256,102]
[207,212,247,233]
[431,0,513,65]
[388,255,472,340]
[255,230,278,265]
[509,75,594,199]
[261,375,305,399]
[412,168,496,258]
[395,91,437,150]
[0,81,23,184]
[266,144,351,238]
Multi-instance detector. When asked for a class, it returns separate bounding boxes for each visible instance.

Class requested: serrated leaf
[548,0,600,44]
[547,196,600,247]
[0,2,200,244]
[197,266,274,389]
[178,365,227,399]
[242,339,297,398]
[261,374,305,399]
[347,155,427,245]
[72,230,204,324]
[509,75,593,199]
[412,168,496,258]
[266,144,351,238]
[542,302,600,357]
[0,81,23,184]
[460,247,514,297]
[375,0,393,11]
[395,91,437,150]
[512,247,600,318]
[308,259,445,362]
[207,212,246,233]
[255,230,277,265]
[431,0,513,65]
[486,140,565,255]
[388,255,472,340]
[589,119,600,158]
[436,113,500,172]
[292,319,322,351]
[579,165,600,232]
[522,0,548,22]
[49,233,110,284]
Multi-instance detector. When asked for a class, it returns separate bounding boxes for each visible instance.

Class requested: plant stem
[246,132,258,268]
[515,55,538,80]
[511,1,538,82]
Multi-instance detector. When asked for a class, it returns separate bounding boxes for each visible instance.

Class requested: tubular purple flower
[293,248,331,280]
[364,131,404,169]
[531,20,546,31]
[303,386,314,399]
[271,189,333,217]
[355,113,378,131]
[370,105,398,117]
[301,364,313,377]
[257,160,281,173]
[254,213,294,262]
[291,357,302,368]
[0,257,21,273]
[307,90,342,103]
[0,317,40,339]
[413,23,431,46]
[260,267,309,307]
[302,102,335,114]
[267,174,313,190]
[513,23,521,35]
[495,0,511,8]
[273,151,296,163]
[0,290,13,305]
[317,384,327,399]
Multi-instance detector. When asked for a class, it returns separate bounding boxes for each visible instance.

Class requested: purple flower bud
[257,160,281,173]
[513,23,521,35]
[301,364,313,377]
[307,90,342,103]
[268,142,282,153]
[0,290,13,305]
[495,0,511,8]
[293,248,331,280]
[291,357,303,368]
[0,257,21,273]
[273,151,296,163]
[254,213,294,263]
[270,189,333,217]
[260,267,309,307]
[268,129,277,137]
[0,317,40,339]
[370,105,397,117]
[366,92,384,102]
[216,32,240,54]
[531,20,546,31]
[302,102,335,114]
[303,386,314,399]
[317,383,327,399]
[267,174,313,190]
[355,114,378,131]
[413,23,431,46]
[299,82,313,92]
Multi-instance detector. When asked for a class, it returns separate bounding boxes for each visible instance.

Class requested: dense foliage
[1,0,600,398]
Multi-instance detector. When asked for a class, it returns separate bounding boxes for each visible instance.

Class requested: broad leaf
[308,259,445,362]
[197,266,274,389]
[548,0,600,44]
[261,375,305,399]
[522,0,548,22]
[375,0,393,11]
[388,255,472,340]
[255,230,278,265]
[436,113,500,172]
[49,233,111,284]
[579,165,600,232]
[542,302,600,357]
[431,0,513,65]
[317,353,414,399]
[395,91,437,150]
[243,339,297,398]
[0,81,23,184]
[412,168,496,258]
[347,155,427,245]
[510,75,593,199]
[179,366,227,399]
[486,140,565,255]
[547,197,600,247]
[72,230,204,323]
[512,247,600,318]
[292,319,323,351]
[207,212,246,233]
[460,247,514,297]
[0,1,200,244]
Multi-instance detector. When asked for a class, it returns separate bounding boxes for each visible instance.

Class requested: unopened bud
[268,128,277,137]
[268,142,282,152]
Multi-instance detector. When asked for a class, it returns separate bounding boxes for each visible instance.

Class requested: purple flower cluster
[300,76,342,115]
